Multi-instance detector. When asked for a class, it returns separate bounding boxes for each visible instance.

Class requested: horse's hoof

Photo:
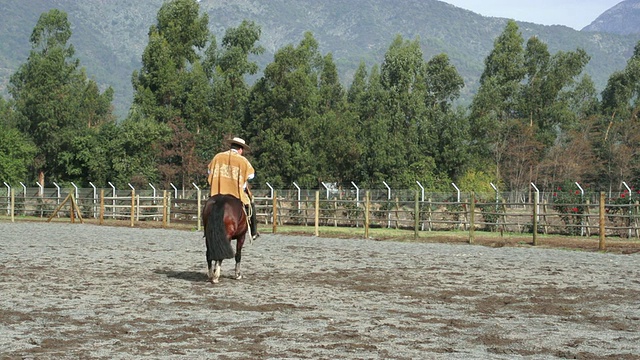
[211,278,219,284]
[235,275,243,280]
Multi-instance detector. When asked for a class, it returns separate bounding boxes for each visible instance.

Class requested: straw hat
[227,137,250,151]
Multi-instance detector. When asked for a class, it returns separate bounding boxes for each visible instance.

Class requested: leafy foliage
[2,3,640,196]
[8,9,114,186]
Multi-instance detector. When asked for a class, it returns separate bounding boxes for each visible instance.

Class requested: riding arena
[1,220,638,359]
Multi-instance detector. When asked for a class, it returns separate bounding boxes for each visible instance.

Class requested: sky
[441,0,623,30]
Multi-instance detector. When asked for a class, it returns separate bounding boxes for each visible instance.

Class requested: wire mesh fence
[1,187,638,240]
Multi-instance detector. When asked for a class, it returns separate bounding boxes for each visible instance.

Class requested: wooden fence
[2,188,639,250]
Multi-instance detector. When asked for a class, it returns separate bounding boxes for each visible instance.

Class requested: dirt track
[1,222,639,359]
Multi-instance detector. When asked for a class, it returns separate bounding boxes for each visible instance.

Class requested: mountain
[582,0,640,35]
[1,0,639,120]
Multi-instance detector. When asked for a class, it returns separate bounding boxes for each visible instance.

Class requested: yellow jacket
[207,149,255,205]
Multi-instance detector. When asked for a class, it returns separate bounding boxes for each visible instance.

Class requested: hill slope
[0,0,638,119]
[582,0,640,35]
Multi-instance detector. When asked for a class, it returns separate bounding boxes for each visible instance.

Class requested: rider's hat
[227,137,250,151]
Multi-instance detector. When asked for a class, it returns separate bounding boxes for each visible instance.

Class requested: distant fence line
[1,187,639,248]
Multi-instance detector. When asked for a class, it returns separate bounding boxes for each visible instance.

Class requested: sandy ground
[1,221,639,359]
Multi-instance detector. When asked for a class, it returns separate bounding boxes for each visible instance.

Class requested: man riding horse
[206,137,259,240]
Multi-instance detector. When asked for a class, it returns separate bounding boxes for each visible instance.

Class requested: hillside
[582,0,640,35]
[0,0,639,119]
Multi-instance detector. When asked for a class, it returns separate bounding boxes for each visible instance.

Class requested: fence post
[585,199,591,236]
[599,192,606,250]
[162,190,167,228]
[272,190,278,234]
[364,191,370,239]
[414,191,419,240]
[427,198,433,231]
[166,192,171,226]
[197,188,202,231]
[10,188,15,223]
[99,189,104,225]
[4,182,10,217]
[469,192,475,244]
[135,194,140,222]
[533,194,538,246]
[315,191,319,236]
[70,194,76,223]
[89,182,97,218]
[635,200,639,239]
[130,189,135,227]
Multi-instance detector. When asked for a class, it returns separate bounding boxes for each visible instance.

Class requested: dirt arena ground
[1,221,639,359]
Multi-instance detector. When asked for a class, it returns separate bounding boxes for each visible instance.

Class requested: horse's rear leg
[234,239,244,280]
[208,260,222,283]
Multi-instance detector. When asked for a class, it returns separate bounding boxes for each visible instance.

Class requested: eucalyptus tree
[131,0,210,188]
[520,36,591,146]
[8,9,114,186]
[469,20,526,179]
[469,20,594,189]
[0,99,37,184]
[350,64,393,186]
[346,36,466,188]
[377,35,431,187]
[596,41,640,189]
[356,36,467,188]
[95,111,171,189]
[601,41,640,119]
[205,20,264,155]
[246,32,323,188]
[0,126,36,185]
[132,0,209,124]
[423,54,467,180]
[311,53,362,186]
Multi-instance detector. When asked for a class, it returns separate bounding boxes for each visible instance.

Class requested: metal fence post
[533,194,538,246]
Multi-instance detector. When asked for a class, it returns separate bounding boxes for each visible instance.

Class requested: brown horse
[202,194,248,283]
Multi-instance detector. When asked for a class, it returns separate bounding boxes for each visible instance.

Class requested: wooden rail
[2,190,639,249]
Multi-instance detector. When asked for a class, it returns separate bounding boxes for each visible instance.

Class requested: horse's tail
[205,198,235,261]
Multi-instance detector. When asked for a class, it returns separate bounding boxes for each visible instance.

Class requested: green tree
[378,35,429,187]
[601,41,640,119]
[207,20,264,147]
[423,54,467,180]
[596,41,640,189]
[520,36,590,145]
[100,113,171,188]
[311,53,362,185]
[0,127,37,185]
[469,20,526,174]
[347,62,368,104]
[8,9,114,186]
[156,0,209,69]
[132,0,209,123]
[246,32,323,187]
[354,65,394,186]
[424,53,464,111]
[131,0,210,187]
